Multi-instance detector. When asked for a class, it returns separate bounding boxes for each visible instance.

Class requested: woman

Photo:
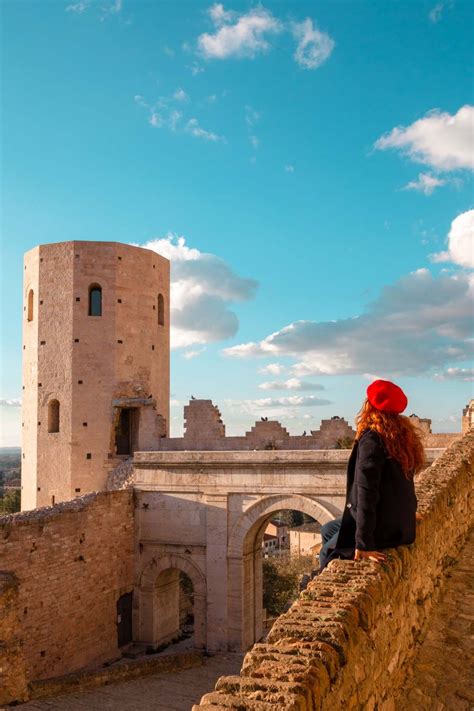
[319,379,425,571]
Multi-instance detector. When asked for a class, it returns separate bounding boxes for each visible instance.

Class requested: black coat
[334,428,417,553]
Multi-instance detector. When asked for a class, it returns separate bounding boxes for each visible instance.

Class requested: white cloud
[222,268,474,377]
[430,210,474,268]
[197,6,334,71]
[173,88,188,102]
[433,367,474,381]
[429,1,453,22]
[403,172,446,195]
[187,62,205,75]
[245,105,261,126]
[258,378,324,391]
[291,18,335,70]
[134,234,258,348]
[245,105,261,150]
[209,3,235,24]
[66,0,91,12]
[101,0,122,17]
[375,105,474,171]
[258,363,285,375]
[229,395,331,409]
[0,398,21,407]
[185,117,225,142]
[163,46,175,58]
[198,5,282,59]
[66,0,122,18]
[182,348,206,360]
[285,164,295,173]
[429,2,443,22]
[135,93,224,143]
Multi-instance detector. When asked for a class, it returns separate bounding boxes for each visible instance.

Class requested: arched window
[157,293,165,326]
[27,289,34,322]
[88,284,102,316]
[48,400,60,433]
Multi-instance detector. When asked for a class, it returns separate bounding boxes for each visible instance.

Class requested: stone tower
[21,240,170,511]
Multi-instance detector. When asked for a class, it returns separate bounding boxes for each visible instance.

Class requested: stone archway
[137,553,206,649]
[227,494,338,651]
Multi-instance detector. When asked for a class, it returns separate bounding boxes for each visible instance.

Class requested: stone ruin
[152,399,357,452]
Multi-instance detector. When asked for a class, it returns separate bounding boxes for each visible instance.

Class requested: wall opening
[27,289,34,322]
[115,408,139,455]
[148,569,195,650]
[47,400,60,433]
[261,510,320,634]
[117,591,133,647]
[229,495,334,651]
[88,284,102,317]
[157,293,165,326]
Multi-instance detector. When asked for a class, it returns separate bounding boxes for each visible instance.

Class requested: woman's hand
[415,512,424,522]
[354,548,387,563]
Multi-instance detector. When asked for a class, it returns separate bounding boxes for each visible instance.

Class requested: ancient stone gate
[133,450,348,652]
[133,448,443,653]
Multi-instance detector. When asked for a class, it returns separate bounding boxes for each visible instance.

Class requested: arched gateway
[134,449,348,651]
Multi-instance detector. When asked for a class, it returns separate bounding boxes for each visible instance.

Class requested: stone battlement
[157,399,358,451]
[192,430,474,710]
[153,400,462,454]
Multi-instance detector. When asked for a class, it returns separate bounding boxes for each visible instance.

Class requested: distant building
[265,520,289,549]
[289,521,322,557]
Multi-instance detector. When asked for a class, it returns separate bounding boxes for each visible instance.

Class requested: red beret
[366,379,407,414]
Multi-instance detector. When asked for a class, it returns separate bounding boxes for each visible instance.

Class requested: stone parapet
[0,572,29,705]
[0,489,134,704]
[193,430,474,710]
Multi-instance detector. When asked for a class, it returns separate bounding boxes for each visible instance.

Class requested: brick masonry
[192,430,474,710]
[150,399,461,454]
[21,241,170,511]
[0,490,134,705]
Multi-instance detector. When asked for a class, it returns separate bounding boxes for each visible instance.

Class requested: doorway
[115,408,139,455]
[117,591,133,647]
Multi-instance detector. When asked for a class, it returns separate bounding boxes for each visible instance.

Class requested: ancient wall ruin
[150,400,461,455]
[193,429,474,710]
[155,399,357,452]
[0,489,134,705]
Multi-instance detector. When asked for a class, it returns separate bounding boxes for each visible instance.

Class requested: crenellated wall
[0,490,134,705]
[193,430,474,710]
[155,399,357,452]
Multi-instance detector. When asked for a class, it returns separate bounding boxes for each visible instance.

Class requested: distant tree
[274,510,305,527]
[263,558,298,617]
[263,554,313,617]
[0,489,21,514]
[335,436,355,450]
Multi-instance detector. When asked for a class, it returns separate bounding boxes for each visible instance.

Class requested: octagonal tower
[21,240,170,510]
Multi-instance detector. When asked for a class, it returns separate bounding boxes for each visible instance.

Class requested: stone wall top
[193,430,474,710]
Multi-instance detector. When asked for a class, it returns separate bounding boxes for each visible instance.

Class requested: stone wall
[154,400,461,455]
[156,400,357,452]
[0,489,134,705]
[193,429,474,710]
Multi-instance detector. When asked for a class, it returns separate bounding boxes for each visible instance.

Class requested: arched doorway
[137,554,206,650]
[227,494,337,651]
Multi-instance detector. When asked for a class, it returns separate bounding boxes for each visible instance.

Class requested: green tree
[0,489,21,514]
[335,436,355,449]
[274,510,305,527]
[263,554,314,617]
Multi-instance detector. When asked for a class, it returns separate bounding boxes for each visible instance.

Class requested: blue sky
[1,0,473,446]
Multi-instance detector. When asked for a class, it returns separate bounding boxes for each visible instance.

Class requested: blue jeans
[319,516,342,571]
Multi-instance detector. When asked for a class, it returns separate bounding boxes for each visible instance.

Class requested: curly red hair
[355,399,425,479]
